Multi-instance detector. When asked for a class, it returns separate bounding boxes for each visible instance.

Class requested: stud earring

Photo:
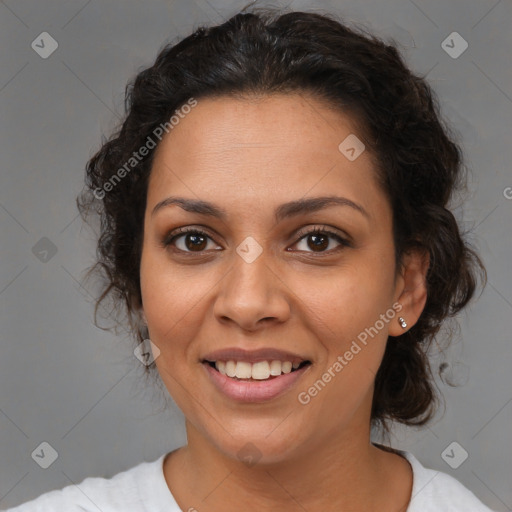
[398,317,407,329]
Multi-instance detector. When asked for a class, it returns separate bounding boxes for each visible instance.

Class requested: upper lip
[201,347,310,365]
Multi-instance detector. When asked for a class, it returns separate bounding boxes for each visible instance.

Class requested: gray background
[0,0,510,509]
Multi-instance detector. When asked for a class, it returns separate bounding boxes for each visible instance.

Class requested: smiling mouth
[203,360,311,381]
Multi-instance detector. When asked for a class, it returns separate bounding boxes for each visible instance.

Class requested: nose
[213,252,291,331]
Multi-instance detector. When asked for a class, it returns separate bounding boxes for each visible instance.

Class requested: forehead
[147,93,385,221]
[153,93,363,163]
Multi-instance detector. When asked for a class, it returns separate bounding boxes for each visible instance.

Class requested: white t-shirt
[2,450,495,511]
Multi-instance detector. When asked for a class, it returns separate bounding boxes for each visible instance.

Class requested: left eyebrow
[274,196,369,222]
[151,195,369,222]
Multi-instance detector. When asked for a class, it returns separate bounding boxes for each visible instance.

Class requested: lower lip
[202,363,310,403]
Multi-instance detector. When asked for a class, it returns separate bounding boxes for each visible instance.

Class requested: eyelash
[161,225,350,255]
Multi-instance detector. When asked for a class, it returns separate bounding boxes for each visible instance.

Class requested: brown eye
[306,233,330,251]
[162,228,219,253]
[181,232,208,251]
[292,227,349,253]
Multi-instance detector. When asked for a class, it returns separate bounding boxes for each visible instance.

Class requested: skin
[139,93,429,511]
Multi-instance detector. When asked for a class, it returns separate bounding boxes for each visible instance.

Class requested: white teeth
[251,361,270,380]
[213,359,304,379]
[225,360,236,378]
[269,360,282,376]
[235,361,252,379]
[216,361,226,375]
[282,361,292,374]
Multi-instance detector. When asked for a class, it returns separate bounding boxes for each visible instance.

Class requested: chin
[203,419,308,467]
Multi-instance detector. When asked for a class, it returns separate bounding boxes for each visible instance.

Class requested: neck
[164,420,412,512]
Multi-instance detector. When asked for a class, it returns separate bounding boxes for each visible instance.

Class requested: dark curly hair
[77,7,486,431]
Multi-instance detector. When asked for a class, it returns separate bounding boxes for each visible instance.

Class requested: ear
[388,248,429,336]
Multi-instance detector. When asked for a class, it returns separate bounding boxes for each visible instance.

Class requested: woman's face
[140,93,408,463]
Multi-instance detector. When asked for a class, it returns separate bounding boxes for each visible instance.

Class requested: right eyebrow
[151,197,228,220]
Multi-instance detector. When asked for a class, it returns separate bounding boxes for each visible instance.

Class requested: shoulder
[401,450,496,512]
[2,454,172,512]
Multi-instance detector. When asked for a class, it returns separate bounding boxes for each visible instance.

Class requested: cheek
[140,243,213,327]
[295,277,392,426]
[292,261,395,342]
[140,255,207,410]
[289,260,394,405]
[139,248,207,372]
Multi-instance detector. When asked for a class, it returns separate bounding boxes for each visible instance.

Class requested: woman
[6,7,493,512]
